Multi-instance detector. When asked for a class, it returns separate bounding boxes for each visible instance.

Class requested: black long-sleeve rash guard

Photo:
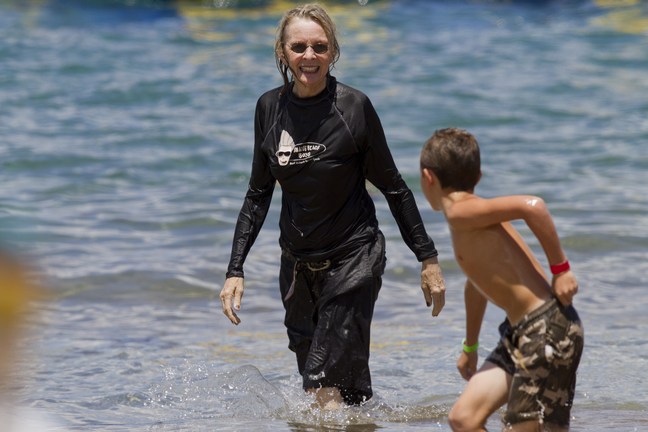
[226,77,437,278]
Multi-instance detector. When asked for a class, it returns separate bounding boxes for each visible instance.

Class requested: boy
[419,128,584,431]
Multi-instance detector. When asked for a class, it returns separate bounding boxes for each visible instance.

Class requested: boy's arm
[448,195,578,304]
[457,280,487,381]
[516,197,579,305]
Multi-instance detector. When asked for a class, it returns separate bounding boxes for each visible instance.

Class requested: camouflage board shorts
[486,297,584,427]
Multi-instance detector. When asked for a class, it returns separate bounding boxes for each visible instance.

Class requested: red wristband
[550,260,570,275]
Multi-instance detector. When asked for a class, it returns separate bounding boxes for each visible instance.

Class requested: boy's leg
[448,361,511,432]
[448,362,567,432]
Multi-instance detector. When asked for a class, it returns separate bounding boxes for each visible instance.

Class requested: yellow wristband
[462,339,479,353]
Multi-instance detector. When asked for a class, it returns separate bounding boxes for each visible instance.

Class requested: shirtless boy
[419,128,584,431]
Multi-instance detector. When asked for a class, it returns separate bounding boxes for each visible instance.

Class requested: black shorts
[279,231,386,405]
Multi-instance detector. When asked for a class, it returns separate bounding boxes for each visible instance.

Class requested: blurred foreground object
[0,248,39,391]
[0,248,65,430]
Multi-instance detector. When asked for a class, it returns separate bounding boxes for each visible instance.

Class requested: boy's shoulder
[443,193,482,224]
[444,193,542,231]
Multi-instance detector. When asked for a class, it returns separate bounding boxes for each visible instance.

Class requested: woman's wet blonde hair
[274,3,340,93]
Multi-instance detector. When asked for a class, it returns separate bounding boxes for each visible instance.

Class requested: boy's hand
[220,277,244,325]
[421,257,446,316]
[552,270,578,306]
[457,351,478,381]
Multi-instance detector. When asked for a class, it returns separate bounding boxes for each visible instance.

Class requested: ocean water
[1,0,647,430]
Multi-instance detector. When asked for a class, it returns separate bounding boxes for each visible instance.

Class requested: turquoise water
[1,0,647,430]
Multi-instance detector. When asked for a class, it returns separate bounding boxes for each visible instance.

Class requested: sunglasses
[276,151,292,157]
[287,42,329,55]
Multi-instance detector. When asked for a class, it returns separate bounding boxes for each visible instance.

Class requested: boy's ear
[421,167,436,185]
[477,170,482,185]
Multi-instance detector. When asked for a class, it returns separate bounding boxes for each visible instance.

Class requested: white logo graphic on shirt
[276,130,326,166]
[276,130,295,166]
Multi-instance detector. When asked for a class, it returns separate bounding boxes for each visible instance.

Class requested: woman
[220,3,446,408]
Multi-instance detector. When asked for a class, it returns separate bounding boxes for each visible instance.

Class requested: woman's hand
[421,257,446,317]
[220,277,244,325]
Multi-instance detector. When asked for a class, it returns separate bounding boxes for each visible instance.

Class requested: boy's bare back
[445,193,557,324]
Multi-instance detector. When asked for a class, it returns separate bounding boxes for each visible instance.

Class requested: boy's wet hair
[420,128,481,191]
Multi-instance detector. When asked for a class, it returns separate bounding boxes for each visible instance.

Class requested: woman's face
[282,17,332,98]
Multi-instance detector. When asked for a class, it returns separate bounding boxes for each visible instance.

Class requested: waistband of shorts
[512,297,559,331]
[281,247,332,264]
[280,229,379,264]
